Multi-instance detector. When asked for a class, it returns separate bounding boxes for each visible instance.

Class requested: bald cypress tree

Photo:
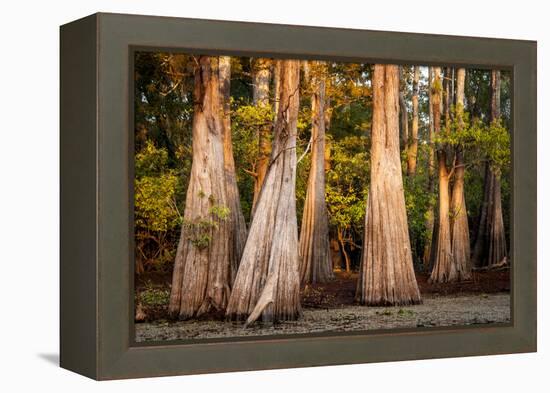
[450,68,472,277]
[430,67,470,282]
[472,70,507,268]
[356,64,421,306]
[169,56,232,319]
[299,61,333,285]
[219,56,247,283]
[226,60,302,326]
[250,58,273,212]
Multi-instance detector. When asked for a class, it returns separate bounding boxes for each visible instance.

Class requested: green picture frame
[60,12,536,380]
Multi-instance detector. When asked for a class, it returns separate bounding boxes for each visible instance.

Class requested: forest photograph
[133,52,511,342]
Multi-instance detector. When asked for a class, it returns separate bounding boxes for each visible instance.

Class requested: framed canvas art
[60,12,536,380]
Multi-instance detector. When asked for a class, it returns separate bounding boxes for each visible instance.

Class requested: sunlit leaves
[326,135,369,237]
[135,142,182,234]
[435,107,511,171]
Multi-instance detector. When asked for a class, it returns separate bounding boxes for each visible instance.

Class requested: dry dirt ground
[134,270,510,342]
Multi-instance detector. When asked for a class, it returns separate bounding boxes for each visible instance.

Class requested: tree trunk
[443,67,451,129]
[226,60,302,325]
[272,60,281,126]
[407,66,419,176]
[330,236,343,272]
[449,68,471,277]
[251,59,273,212]
[219,56,248,283]
[399,66,409,148]
[356,64,421,306]
[338,230,351,273]
[429,67,469,283]
[169,56,231,319]
[423,67,436,271]
[299,61,333,284]
[472,70,507,268]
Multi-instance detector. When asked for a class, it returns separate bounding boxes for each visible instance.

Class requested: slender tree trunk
[338,230,351,273]
[273,60,281,126]
[472,70,507,268]
[251,59,273,212]
[430,67,469,282]
[449,68,471,277]
[169,56,231,319]
[423,67,436,271]
[299,61,333,284]
[356,64,421,306]
[226,60,302,326]
[399,66,409,148]
[330,236,343,272]
[472,162,491,264]
[407,66,419,175]
[301,60,310,84]
[219,56,248,283]
[443,67,451,129]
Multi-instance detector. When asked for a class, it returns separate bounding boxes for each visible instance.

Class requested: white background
[0,0,547,390]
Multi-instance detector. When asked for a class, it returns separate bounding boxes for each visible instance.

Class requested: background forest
[134,53,510,278]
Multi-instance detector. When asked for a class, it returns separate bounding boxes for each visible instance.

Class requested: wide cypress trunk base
[355,64,421,307]
[169,56,231,320]
[226,60,302,326]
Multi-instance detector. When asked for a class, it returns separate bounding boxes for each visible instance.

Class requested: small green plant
[397,308,416,317]
[209,205,231,221]
[138,282,170,306]
[182,204,231,250]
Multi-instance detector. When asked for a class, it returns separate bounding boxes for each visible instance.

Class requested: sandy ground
[135,292,510,342]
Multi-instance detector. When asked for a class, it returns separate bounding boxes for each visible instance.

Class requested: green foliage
[138,282,171,306]
[135,175,180,232]
[209,204,231,221]
[326,135,369,263]
[435,108,511,171]
[135,142,182,233]
[397,308,416,317]
[479,119,511,171]
[404,167,434,263]
[182,204,231,250]
[134,142,184,272]
[231,102,274,219]
[233,103,274,133]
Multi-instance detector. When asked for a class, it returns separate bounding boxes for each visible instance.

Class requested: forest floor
[134,270,510,342]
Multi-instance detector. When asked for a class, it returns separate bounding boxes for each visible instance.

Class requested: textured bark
[407,66,420,176]
[252,58,272,105]
[330,236,344,271]
[450,68,471,277]
[430,68,469,283]
[472,70,507,268]
[299,61,333,284]
[272,60,281,125]
[423,67,436,271]
[301,60,310,83]
[443,67,451,128]
[169,56,231,319]
[219,56,248,283]
[356,64,421,306]
[338,230,352,273]
[226,60,302,325]
[251,59,273,212]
